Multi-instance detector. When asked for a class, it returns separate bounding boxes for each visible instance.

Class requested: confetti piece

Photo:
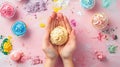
[52,0,70,12]
[97,32,107,41]
[102,0,112,8]
[60,0,70,7]
[108,45,117,53]
[31,56,43,65]
[77,11,82,16]
[53,7,62,12]
[71,19,77,27]
[52,0,58,2]
[0,35,3,39]
[112,34,118,40]
[102,27,117,34]
[40,23,46,28]
[95,51,106,61]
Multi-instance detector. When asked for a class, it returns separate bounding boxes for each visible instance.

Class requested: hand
[42,12,58,60]
[56,13,76,59]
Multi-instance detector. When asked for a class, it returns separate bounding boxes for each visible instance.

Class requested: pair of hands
[42,12,76,61]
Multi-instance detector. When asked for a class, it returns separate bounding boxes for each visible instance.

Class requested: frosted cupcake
[50,26,68,46]
[0,2,16,18]
[80,0,95,9]
[12,21,27,36]
[91,13,108,30]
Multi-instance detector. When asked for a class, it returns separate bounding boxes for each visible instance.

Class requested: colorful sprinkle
[12,21,27,36]
[53,7,62,12]
[97,32,107,41]
[31,56,43,65]
[77,11,82,16]
[0,35,3,39]
[80,0,95,9]
[52,0,58,2]
[108,45,117,53]
[40,23,46,28]
[24,0,47,13]
[102,0,112,8]
[112,34,118,40]
[95,51,106,61]
[1,38,12,55]
[60,0,70,7]
[52,0,69,12]
[71,19,77,27]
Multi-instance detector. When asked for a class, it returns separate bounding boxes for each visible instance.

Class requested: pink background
[0,0,120,67]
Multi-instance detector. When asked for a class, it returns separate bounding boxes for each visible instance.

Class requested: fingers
[51,12,57,32]
[44,16,52,43]
[64,16,72,34]
[69,29,76,49]
[44,12,56,46]
[46,17,52,32]
[70,30,76,40]
[57,13,66,28]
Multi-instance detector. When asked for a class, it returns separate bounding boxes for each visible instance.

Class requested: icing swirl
[50,26,68,45]
[12,21,27,36]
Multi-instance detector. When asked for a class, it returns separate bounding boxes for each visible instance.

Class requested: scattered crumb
[31,56,43,65]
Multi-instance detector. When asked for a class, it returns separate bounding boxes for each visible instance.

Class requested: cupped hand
[56,13,76,59]
[42,12,58,60]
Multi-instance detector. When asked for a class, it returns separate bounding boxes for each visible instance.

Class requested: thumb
[69,29,76,41]
[45,30,50,41]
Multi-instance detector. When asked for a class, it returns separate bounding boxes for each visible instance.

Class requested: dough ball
[50,26,68,45]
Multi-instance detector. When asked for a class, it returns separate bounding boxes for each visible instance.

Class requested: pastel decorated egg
[80,0,95,9]
[50,26,68,45]
[0,2,16,18]
[91,13,108,29]
[12,21,27,36]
